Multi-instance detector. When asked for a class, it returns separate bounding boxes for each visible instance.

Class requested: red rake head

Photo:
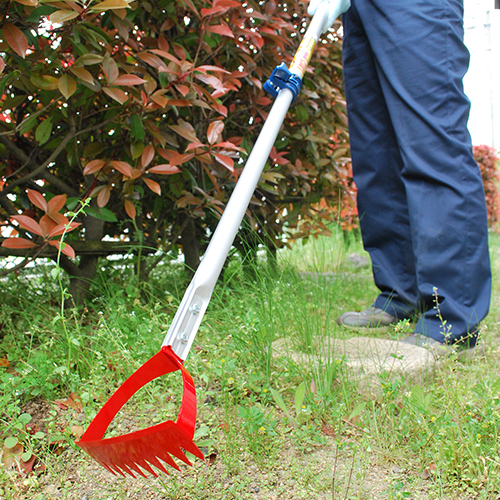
[76,346,204,478]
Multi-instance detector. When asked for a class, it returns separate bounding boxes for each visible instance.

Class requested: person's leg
[351,0,491,343]
[342,8,418,320]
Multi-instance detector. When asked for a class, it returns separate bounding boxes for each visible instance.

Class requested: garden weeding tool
[77,0,342,478]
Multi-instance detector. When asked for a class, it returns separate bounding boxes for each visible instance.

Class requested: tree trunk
[67,255,99,307]
[64,214,105,307]
[180,216,200,277]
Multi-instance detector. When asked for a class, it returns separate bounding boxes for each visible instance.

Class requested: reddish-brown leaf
[109,160,133,177]
[83,159,106,175]
[124,199,136,219]
[158,35,169,52]
[213,152,234,172]
[103,87,128,104]
[54,392,83,412]
[102,56,119,84]
[47,194,67,215]
[113,74,147,86]
[167,99,191,107]
[110,160,133,177]
[137,52,167,71]
[206,24,234,38]
[1,238,37,249]
[143,178,161,195]
[170,153,195,167]
[27,189,48,212]
[186,142,207,151]
[147,164,181,175]
[40,214,57,237]
[97,185,111,207]
[141,145,155,169]
[3,23,28,59]
[150,94,168,107]
[47,212,67,226]
[48,239,76,258]
[195,65,231,74]
[11,215,43,236]
[48,221,81,238]
[213,141,245,152]
[158,148,178,162]
[149,49,181,65]
[169,121,199,143]
[174,84,189,97]
[2,442,24,470]
[321,424,336,437]
[207,120,224,145]
[172,43,187,60]
[201,6,231,17]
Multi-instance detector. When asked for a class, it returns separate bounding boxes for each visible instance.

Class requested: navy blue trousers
[341,0,491,343]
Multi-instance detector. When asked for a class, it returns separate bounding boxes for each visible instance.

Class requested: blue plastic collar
[264,62,303,102]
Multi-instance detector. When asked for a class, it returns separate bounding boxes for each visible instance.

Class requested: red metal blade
[76,346,204,477]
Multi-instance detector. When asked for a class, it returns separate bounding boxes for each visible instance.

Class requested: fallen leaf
[70,425,85,439]
[2,442,24,470]
[321,424,336,437]
[0,357,10,367]
[54,392,83,412]
[421,462,437,480]
[20,454,46,475]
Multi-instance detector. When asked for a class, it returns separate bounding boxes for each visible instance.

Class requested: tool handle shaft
[162,6,329,360]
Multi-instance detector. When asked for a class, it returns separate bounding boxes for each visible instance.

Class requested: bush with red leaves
[474,145,500,231]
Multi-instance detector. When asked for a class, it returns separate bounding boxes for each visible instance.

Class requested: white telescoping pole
[163,2,331,360]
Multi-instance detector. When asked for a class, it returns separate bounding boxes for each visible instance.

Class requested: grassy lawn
[1,228,499,499]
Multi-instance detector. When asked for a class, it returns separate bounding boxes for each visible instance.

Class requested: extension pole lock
[264,62,303,102]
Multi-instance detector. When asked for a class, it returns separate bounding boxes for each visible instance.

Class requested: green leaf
[66,197,80,211]
[90,0,131,12]
[348,401,367,421]
[26,5,58,22]
[75,54,104,66]
[85,206,118,222]
[295,105,309,123]
[18,413,32,425]
[270,388,291,420]
[130,114,145,141]
[294,382,306,417]
[35,118,53,145]
[30,73,59,91]
[49,9,79,23]
[4,436,18,448]
[17,114,38,134]
[130,141,144,159]
[21,451,32,462]
[58,74,77,99]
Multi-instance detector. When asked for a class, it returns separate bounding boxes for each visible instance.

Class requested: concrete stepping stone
[272,336,438,389]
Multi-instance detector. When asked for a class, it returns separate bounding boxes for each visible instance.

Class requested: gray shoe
[337,307,397,328]
[402,333,484,362]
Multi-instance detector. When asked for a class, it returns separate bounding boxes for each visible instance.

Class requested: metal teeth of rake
[76,347,204,478]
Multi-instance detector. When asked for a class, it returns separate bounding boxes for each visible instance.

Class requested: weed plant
[0,227,500,499]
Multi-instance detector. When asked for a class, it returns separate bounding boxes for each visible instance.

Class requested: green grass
[1,228,500,499]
